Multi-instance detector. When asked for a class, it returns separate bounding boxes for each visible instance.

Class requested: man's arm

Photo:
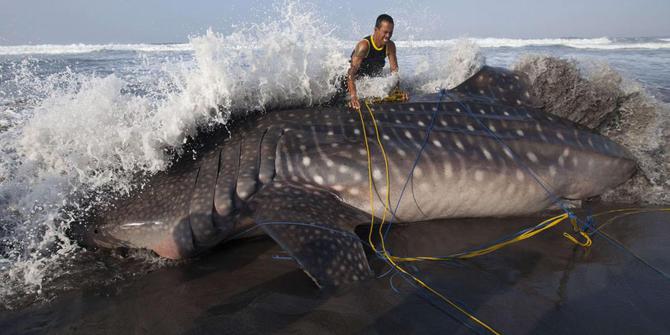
[386,41,408,101]
[387,41,399,73]
[347,40,369,110]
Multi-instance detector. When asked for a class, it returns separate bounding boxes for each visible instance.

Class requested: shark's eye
[94,229,99,234]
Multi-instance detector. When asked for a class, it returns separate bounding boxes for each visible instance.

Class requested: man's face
[374,21,394,45]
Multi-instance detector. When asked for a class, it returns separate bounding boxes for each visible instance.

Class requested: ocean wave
[0,43,193,56]
[398,37,670,50]
[4,37,670,56]
[514,56,669,204]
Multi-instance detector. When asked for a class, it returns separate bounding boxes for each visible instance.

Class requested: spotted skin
[90,160,198,259]
[214,138,240,222]
[86,66,637,286]
[189,150,221,248]
[250,181,373,287]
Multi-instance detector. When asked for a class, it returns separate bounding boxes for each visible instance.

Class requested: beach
[2,206,668,334]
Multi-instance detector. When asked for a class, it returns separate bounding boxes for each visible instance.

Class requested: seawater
[0,5,669,308]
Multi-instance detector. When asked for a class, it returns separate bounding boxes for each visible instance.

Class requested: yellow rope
[363,101,393,257]
[354,100,381,255]
[353,97,670,334]
[591,208,670,233]
[357,99,502,335]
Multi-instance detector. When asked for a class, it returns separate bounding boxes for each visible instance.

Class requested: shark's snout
[83,217,198,259]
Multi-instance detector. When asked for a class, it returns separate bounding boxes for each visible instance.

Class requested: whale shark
[82,66,636,287]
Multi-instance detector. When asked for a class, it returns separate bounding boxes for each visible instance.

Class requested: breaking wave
[0,1,352,306]
[4,37,670,57]
[514,56,669,204]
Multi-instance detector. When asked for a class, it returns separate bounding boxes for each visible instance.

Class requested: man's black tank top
[351,35,387,77]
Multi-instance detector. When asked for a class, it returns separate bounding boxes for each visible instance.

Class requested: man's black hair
[375,14,394,28]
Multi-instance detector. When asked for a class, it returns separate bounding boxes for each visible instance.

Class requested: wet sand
[1,207,669,334]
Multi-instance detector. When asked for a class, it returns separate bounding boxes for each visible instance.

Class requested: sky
[1,0,669,45]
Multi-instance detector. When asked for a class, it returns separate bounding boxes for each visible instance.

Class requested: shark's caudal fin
[249,181,373,288]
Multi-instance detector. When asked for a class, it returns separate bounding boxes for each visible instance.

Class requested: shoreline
[2,206,668,334]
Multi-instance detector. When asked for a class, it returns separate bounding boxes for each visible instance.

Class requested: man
[346,14,405,110]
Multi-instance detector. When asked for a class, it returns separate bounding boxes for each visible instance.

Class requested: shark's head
[79,162,234,259]
[83,214,198,259]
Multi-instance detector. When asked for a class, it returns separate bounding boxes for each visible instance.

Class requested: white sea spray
[0,0,351,304]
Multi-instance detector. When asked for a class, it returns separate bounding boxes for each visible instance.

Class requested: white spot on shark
[516,169,525,181]
[444,163,453,178]
[503,147,514,158]
[562,148,571,157]
[373,169,382,180]
[414,167,423,177]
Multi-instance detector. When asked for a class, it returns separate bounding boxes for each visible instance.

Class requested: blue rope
[375,89,668,284]
[588,218,670,281]
[444,91,575,217]
[381,88,578,244]
[382,89,449,240]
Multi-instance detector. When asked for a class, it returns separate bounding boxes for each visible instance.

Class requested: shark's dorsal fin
[249,181,373,287]
[452,66,539,107]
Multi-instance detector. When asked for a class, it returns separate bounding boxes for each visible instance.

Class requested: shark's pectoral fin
[249,181,373,288]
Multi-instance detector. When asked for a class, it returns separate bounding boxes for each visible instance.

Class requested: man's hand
[349,95,361,110]
[398,90,409,102]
